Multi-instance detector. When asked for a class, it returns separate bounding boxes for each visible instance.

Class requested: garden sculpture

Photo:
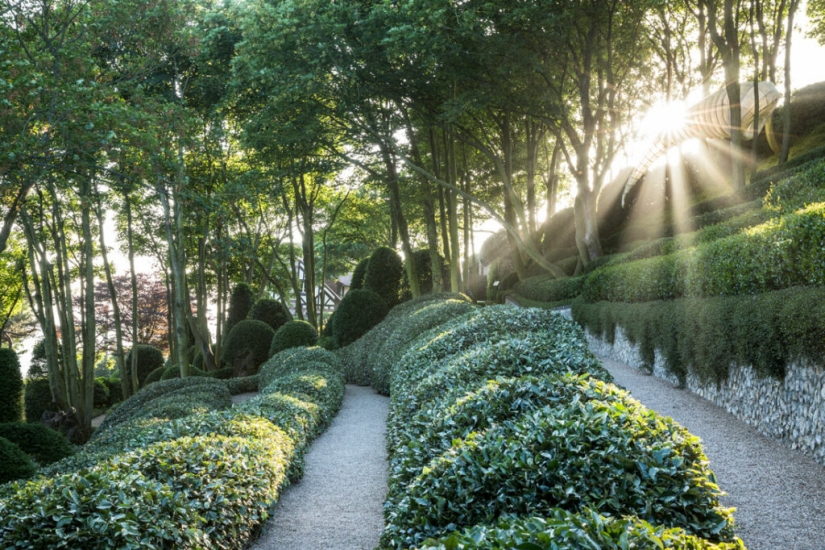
[622,81,782,205]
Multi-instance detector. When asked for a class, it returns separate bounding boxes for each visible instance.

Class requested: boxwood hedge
[0,422,73,466]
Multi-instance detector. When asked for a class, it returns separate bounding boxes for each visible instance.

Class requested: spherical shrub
[0,348,24,423]
[0,422,73,466]
[333,289,389,348]
[24,377,56,423]
[0,436,36,484]
[125,345,165,389]
[350,257,370,291]
[225,282,255,336]
[221,319,276,378]
[249,298,292,332]
[269,320,319,356]
[143,366,166,387]
[364,246,404,308]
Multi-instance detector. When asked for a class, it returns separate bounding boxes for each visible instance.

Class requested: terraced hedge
[341,299,743,549]
[0,345,344,548]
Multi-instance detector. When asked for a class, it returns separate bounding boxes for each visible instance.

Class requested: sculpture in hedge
[623,81,782,205]
[221,319,276,377]
[225,282,255,336]
[364,246,404,308]
[350,257,370,291]
[269,320,319,356]
[124,345,165,390]
[249,298,292,332]
[0,348,24,423]
[333,289,389,348]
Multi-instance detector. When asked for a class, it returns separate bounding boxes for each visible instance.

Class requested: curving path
[599,355,825,550]
[249,385,389,550]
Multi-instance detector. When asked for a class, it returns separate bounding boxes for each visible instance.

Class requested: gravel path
[599,355,825,549]
[249,384,389,550]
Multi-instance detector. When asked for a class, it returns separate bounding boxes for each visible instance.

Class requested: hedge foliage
[269,320,319,356]
[125,344,165,389]
[23,377,54,424]
[350,257,370,291]
[363,246,404,308]
[0,349,24,423]
[225,282,255,336]
[0,422,73,466]
[0,437,36,484]
[332,288,389,350]
[357,299,739,549]
[259,346,341,390]
[1,335,345,548]
[249,298,292,332]
[573,286,825,384]
[221,319,276,377]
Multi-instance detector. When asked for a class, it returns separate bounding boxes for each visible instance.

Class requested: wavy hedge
[0,343,344,548]
[366,301,740,549]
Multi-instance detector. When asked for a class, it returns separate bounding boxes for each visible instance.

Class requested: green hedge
[269,320,319,356]
[0,437,37,485]
[573,286,825,384]
[363,246,404,308]
[249,298,292,332]
[0,422,73,466]
[23,377,55,424]
[512,274,585,304]
[332,289,389,350]
[222,319,276,377]
[259,346,341,390]
[0,349,23,423]
[125,344,165,390]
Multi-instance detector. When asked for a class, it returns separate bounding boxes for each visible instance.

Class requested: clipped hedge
[125,344,165,389]
[250,298,292,332]
[23,377,55,424]
[0,422,73,466]
[222,319,276,377]
[350,257,370,291]
[259,346,341,390]
[225,282,255,336]
[333,289,389,350]
[269,320,319,356]
[0,437,37,484]
[0,348,24,423]
[512,274,585,304]
[363,246,404,308]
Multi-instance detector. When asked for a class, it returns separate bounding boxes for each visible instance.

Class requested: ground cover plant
[0,343,344,548]
[336,298,743,549]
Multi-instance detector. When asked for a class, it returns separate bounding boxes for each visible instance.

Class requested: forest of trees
[2,0,824,439]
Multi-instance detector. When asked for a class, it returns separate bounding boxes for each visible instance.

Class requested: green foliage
[400,249,450,301]
[269,320,319,357]
[420,510,746,550]
[350,257,370,291]
[102,377,124,407]
[204,366,235,380]
[93,378,109,409]
[24,377,55,424]
[512,275,585,304]
[0,348,24,423]
[160,364,206,380]
[125,344,165,389]
[317,335,336,350]
[259,346,341,391]
[0,422,73,466]
[363,246,404,308]
[333,289,389,349]
[222,319,276,377]
[143,366,166,386]
[0,437,37,484]
[225,374,260,395]
[249,298,292,332]
[764,157,825,214]
[225,282,256,335]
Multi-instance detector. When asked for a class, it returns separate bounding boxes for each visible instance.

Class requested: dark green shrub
[363,246,404,308]
[160,364,206,381]
[350,257,370,291]
[269,320,319,357]
[512,274,585,304]
[0,422,73,465]
[93,378,109,409]
[333,289,389,348]
[317,335,336,350]
[143,366,166,386]
[249,298,292,332]
[125,345,165,389]
[420,509,745,550]
[259,346,341,390]
[225,374,259,395]
[400,249,450,301]
[221,319,276,377]
[225,282,255,336]
[204,366,234,380]
[0,348,24,423]
[24,377,55,423]
[0,436,37,484]
[103,377,124,406]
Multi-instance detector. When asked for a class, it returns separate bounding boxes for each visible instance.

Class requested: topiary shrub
[93,378,110,409]
[24,377,55,423]
[103,377,124,406]
[225,282,255,336]
[333,289,389,348]
[363,246,404,308]
[0,422,73,466]
[249,298,292,332]
[0,348,24,423]
[401,249,450,301]
[0,436,37,484]
[221,319,276,378]
[143,366,166,387]
[125,345,165,389]
[269,320,319,357]
[160,365,206,381]
[350,257,370,291]
[317,335,336,351]
[204,366,234,380]
[259,346,341,391]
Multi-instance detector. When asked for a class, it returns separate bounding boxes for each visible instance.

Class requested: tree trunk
[78,176,96,440]
[780,0,800,164]
[380,143,420,299]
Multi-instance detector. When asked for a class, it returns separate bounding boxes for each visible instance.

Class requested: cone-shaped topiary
[0,348,24,423]
[221,319,276,378]
[269,320,319,357]
[125,345,165,389]
[24,377,55,423]
[225,282,255,336]
[249,299,292,332]
[0,436,36,484]
[0,422,73,466]
[350,257,370,291]
[364,246,404,308]
[333,289,389,348]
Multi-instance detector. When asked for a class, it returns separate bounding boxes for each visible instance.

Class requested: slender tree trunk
[125,193,141,393]
[78,176,96,440]
[780,0,800,164]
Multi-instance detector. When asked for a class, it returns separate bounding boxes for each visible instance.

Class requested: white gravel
[599,355,825,550]
[248,384,389,550]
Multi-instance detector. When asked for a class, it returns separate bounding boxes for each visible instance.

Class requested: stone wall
[556,306,825,467]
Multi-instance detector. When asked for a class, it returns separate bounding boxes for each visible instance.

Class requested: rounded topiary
[24,377,56,423]
[0,422,73,466]
[160,365,205,381]
[322,311,336,337]
[317,335,337,351]
[269,320,319,356]
[225,282,255,336]
[363,247,404,308]
[143,366,166,387]
[249,298,292,332]
[0,436,37,484]
[333,289,389,348]
[124,345,165,389]
[401,249,450,301]
[350,257,370,291]
[0,348,24,423]
[221,319,276,378]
